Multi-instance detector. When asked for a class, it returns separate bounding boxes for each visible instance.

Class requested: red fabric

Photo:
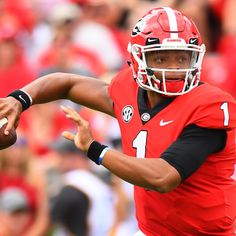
[108,68,236,235]
[0,56,35,97]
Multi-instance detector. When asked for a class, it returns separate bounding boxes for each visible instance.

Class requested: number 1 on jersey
[133,131,148,158]
[220,102,229,126]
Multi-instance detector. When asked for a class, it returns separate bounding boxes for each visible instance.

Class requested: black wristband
[8,90,32,111]
[87,141,109,165]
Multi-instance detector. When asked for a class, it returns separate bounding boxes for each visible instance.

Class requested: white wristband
[98,147,110,165]
[20,89,33,104]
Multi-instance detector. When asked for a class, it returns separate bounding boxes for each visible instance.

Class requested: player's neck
[146,91,165,108]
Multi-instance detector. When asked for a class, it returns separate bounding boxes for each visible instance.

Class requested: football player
[1,7,236,236]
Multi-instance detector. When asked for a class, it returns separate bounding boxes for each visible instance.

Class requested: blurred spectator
[17,3,87,156]
[106,134,138,236]
[0,188,32,236]
[73,0,129,71]
[0,136,49,236]
[20,1,52,67]
[0,0,41,66]
[0,0,36,33]
[0,19,36,97]
[199,0,236,98]
[109,177,138,236]
[49,136,115,236]
[31,0,69,19]
[218,0,236,36]
[216,0,236,98]
[201,54,233,95]
[19,102,75,156]
[38,2,106,77]
[78,107,117,144]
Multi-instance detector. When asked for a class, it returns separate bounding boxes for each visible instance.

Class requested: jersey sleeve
[108,68,134,102]
[189,93,236,130]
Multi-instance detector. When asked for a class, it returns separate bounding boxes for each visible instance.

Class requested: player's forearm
[22,73,76,105]
[102,149,181,193]
[22,72,114,115]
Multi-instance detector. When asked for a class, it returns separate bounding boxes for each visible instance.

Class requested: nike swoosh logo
[19,95,27,104]
[189,38,197,44]
[160,119,174,126]
[147,38,158,43]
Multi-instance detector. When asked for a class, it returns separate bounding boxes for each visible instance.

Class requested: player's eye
[153,56,166,64]
[177,55,191,66]
[178,56,187,63]
[146,52,166,66]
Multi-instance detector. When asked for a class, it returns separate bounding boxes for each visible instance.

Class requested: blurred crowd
[0,0,236,235]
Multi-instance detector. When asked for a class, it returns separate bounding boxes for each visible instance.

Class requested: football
[0,118,17,150]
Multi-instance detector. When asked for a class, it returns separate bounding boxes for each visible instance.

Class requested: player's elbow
[140,159,182,193]
[150,173,181,193]
[155,184,176,193]
[152,161,182,193]
[153,179,177,193]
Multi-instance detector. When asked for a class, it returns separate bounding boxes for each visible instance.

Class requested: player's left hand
[61,105,94,153]
[0,97,22,134]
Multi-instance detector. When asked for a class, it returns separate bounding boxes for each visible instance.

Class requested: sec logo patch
[122,105,134,123]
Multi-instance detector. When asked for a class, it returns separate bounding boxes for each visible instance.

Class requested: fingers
[0,97,22,135]
[62,131,75,141]
[61,105,78,121]
[61,105,86,125]
[4,117,16,135]
[61,105,94,152]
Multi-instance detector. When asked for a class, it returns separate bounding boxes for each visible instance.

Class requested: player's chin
[156,77,185,83]
[164,73,186,80]
[155,72,186,80]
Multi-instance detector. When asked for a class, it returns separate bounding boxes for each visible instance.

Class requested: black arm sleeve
[160,124,227,181]
[50,185,90,236]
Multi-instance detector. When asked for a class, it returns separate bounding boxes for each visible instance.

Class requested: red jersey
[108,68,236,235]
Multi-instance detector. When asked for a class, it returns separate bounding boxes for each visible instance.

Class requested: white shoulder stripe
[163,7,178,39]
